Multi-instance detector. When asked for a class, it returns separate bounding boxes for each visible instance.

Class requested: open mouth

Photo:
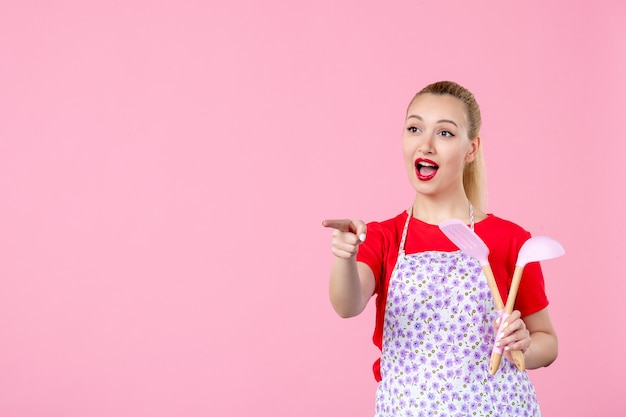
[415,158,439,180]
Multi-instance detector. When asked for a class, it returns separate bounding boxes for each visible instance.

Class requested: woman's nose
[418,134,435,154]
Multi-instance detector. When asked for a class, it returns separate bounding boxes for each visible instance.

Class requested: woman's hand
[322,219,367,259]
[322,219,374,318]
[492,310,531,362]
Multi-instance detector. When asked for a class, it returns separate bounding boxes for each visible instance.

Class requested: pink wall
[1,1,624,415]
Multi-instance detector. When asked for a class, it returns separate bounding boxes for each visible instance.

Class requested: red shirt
[356,211,549,381]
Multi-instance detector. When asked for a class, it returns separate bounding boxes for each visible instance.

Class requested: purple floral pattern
[375,251,541,417]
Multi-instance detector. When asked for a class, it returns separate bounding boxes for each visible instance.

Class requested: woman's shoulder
[367,211,408,232]
[362,211,409,246]
[357,212,408,263]
[478,214,533,248]
[480,214,531,235]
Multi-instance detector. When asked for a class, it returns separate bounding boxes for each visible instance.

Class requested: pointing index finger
[321,219,356,233]
[322,219,367,242]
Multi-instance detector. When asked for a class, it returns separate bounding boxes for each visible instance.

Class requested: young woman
[323,81,557,416]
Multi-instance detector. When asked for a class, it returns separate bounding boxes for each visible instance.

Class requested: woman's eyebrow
[437,119,458,127]
[406,114,458,127]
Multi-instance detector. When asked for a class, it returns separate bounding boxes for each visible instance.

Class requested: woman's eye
[439,130,454,137]
[407,126,420,133]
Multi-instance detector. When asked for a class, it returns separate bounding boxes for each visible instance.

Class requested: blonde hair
[408,81,487,211]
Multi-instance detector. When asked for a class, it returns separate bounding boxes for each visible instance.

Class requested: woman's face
[403,93,479,198]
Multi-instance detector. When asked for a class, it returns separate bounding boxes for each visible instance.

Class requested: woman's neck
[410,194,484,225]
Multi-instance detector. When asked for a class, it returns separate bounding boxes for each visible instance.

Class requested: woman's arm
[521,308,558,369]
[329,259,375,318]
[497,308,558,369]
[323,218,375,318]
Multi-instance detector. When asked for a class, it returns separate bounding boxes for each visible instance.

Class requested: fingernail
[495,342,501,347]
[503,322,509,328]
[495,317,501,324]
[359,233,366,242]
[499,333,505,339]
[504,346,510,351]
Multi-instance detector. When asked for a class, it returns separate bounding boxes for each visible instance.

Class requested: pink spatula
[439,219,525,375]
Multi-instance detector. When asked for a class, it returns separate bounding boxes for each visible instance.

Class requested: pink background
[1,1,624,416]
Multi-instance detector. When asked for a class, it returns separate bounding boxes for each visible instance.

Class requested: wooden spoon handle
[504,265,526,371]
[489,351,503,375]
[511,350,526,371]
[483,265,526,373]
[489,347,525,374]
[505,266,525,314]
[481,265,504,311]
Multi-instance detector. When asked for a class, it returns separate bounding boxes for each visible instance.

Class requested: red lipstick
[415,158,439,181]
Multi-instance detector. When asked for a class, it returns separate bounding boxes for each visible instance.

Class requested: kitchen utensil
[492,236,565,371]
[439,219,526,374]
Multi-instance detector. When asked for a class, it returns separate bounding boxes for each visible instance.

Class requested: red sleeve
[355,214,404,382]
[355,221,385,295]
[356,215,403,296]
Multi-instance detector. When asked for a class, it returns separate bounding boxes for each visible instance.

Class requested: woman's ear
[465,136,480,162]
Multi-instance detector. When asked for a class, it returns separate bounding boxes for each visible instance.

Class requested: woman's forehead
[407,93,468,125]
